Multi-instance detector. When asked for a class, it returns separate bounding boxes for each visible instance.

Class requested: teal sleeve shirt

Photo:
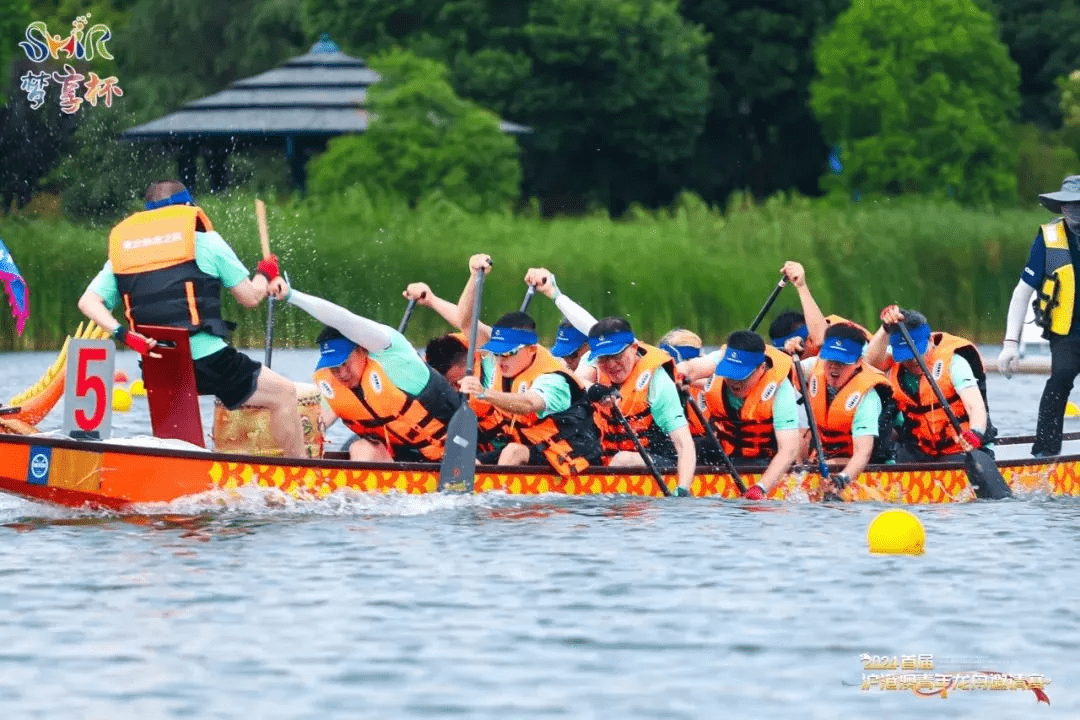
[85,230,250,360]
[370,329,432,395]
[530,372,572,419]
[851,389,882,437]
[950,354,978,392]
[771,380,799,431]
[647,369,688,434]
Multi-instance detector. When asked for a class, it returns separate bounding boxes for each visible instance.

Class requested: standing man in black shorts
[77,180,305,457]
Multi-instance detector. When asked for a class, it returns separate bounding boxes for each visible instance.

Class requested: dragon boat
[0,323,1075,511]
[0,430,1074,510]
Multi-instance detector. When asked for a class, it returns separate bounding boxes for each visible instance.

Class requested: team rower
[866,306,994,462]
[679,330,800,499]
[788,323,897,495]
[454,272,601,474]
[525,268,696,495]
[77,180,305,457]
[269,277,461,462]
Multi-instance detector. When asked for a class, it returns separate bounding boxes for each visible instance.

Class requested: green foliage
[678,0,850,203]
[811,0,1021,205]
[0,0,32,103]
[308,49,521,214]
[1014,124,1079,205]
[449,0,710,211]
[52,108,172,225]
[991,0,1080,128]
[0,192,1048,350]
[115,0,309,115]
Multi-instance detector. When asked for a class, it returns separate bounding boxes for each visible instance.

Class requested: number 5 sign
[62,338,115,439]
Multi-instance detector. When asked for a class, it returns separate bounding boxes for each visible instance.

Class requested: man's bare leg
[245,368,305,458]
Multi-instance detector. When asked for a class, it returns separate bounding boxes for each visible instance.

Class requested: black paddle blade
[438,404,478,493]
[964,448,1012,500]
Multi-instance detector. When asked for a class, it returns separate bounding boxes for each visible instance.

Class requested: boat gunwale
[0,431,1075,477]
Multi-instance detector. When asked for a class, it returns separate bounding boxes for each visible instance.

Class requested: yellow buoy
[112,387,133,412]
[129,379,146,397]
[1066,401,1080,418]
[867,509,925,555]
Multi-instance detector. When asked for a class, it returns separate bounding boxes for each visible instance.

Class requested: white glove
[998,341,1020,379]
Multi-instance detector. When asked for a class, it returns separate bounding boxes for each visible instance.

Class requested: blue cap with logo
[551,324,588,358]
[660,344,701,362]
[588,330,635,358]
[315,337,358,370]
[819,335,864,365]
[482,326,538,356]
[889,322,932,363]
[715,346,766,380]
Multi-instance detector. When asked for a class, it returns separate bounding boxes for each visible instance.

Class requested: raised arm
[454,254,493,344]
[781,261,826,352]
[272,281,394,352]
[525,268,598,335]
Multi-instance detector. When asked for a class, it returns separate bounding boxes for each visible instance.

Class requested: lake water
[0,348,1074,719]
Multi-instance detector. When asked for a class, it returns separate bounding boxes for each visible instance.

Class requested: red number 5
[75,346,107,431]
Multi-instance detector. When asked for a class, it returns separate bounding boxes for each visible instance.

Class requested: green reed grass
[0,190,1048,352]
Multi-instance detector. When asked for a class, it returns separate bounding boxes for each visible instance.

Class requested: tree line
[2,0,1080,220]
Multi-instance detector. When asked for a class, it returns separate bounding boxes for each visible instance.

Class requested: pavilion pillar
[207,143,229,193]
[286,135,307,194]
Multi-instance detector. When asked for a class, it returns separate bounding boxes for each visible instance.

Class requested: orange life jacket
[108,205,231,338]
[444,332,507,449]
[702,346,792,460]
[887,332,985,456]
[594,343,678,460]
[492,345,599,475]
[314,357,460,461]
[806,360,893,459]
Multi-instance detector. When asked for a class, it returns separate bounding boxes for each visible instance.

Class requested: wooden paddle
[678,386,747,494]
[895,323,1012,500]
[397,298,418,334]
[749,278,787,332]
[438,269,485,492]
[790,354,838,499]
[588,385,672,497]
[255,199,274,368]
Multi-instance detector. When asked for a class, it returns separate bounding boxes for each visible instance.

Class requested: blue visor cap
[715,347,766,381]
[145,188,195,210]
[889,323,931,362]
[482,326,538,356]
[315,337,358,370]
[772,324,808,348]
[551,325,588,357]
[819,335,864,365]
[660,344,701,363]
[588,330,635,358]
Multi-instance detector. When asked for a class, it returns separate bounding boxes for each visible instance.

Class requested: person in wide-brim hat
[1038,175,1080,213]
[999,174,1080,458]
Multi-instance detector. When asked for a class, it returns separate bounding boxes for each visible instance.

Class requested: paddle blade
[438,404,477,493]
[964,449,1012,500]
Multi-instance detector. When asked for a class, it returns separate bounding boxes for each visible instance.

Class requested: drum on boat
[212,382,326,458]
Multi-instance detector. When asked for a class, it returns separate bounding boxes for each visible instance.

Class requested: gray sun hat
[1038,175,1080,213]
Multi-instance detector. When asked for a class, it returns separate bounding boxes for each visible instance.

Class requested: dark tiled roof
[121,35,529,139]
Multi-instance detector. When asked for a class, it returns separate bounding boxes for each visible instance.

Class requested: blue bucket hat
[482,326,538,356]
[551,324,588,358]
[715,347,766,381]
[888,323,931,363]
[588,330,635,358]
[315,337,357,370]
[819,335,864,365]
[1039,175,1080,213]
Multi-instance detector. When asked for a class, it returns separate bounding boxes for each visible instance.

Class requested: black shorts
[341,435,431,463]
[193,346,262,410]
[477,445,547,466]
